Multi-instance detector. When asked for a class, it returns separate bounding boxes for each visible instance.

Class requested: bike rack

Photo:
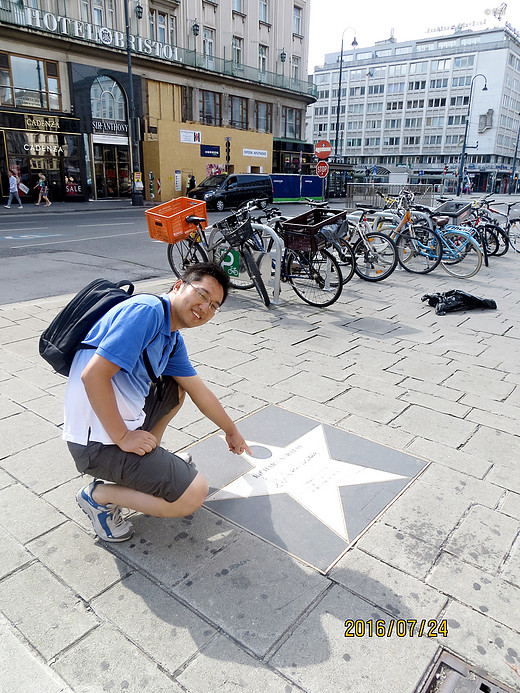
[251,223,283,305]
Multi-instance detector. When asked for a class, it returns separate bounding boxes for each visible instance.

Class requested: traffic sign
[315,140,332,159]
[316,161,329,178]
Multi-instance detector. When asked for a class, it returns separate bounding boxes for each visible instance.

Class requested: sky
[308,0,520,70]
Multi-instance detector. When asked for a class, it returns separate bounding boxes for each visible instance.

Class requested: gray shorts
[67,378,197,503]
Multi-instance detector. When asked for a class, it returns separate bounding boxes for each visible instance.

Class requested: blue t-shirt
[62,293,196,445]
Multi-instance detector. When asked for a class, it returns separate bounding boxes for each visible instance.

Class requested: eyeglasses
[184,281,221,314]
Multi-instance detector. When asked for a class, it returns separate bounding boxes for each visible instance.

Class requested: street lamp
[334,27,358,161]
[123,0,143,205]
[456,73,488,196]
[509,113,520,194]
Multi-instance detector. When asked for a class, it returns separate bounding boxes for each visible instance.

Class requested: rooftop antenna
[485,3,507,21]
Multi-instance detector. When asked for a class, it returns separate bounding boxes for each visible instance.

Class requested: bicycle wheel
[329,239,355,285]
[212,237,255,290]
[353,232,397,281]
[480,226,499,256]
[396,226,442,274]
[509,219,520,253]
[490,224,509,257]
[167,240,208,278]
[441,231,483,279]
[287,249,343,307]
[241,246,270,307]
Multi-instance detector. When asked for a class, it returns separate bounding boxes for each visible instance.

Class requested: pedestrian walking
[34,173,52,206]
[187,174,196,195]
[4,168,23,209]
[64,262,252,543]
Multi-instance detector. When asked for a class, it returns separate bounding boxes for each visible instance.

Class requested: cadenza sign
[21,9,180,62]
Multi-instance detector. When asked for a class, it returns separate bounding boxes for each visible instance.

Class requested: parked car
[187,173,273,211]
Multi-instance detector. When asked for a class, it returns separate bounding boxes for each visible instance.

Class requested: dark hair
[176,261,230,304]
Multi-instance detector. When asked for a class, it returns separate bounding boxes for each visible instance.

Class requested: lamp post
[509,113,520,194]
[456,73,487,197]
[334,27,357,161]
[280,47,287,85]
[123,0,143,205]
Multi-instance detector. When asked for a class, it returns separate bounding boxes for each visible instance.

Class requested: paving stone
[404,437,491,478]
[398,389,471,418]
[0,394,23,419]
[23,394,64,426]
[280,370,348,403]
[27,522,130,601]
[0,614,72,693]
[439,600,520,691]
[92,572,216,675]
[391,404,478,447]
[465,408,519,437]
[271,585,438,693]
[388,354,458,384]
[444,505,520,572]
[487,463,520,495]
[442,369,515,401]
[0,562,98,660]
[283,395,347,426]
[353,521,440,581]
[0,525,33,579]
[174,531,328,657]
[0,467,13,490]
[2,438,76,494]
[52,623,183,692]
[0,376,48,404]
[0,483,65,543]
[42,476,91,530]
[231,378,289,405]
[332,388,409,424]
[337,414,416,449]
[15,365,65,390]
[330,548,447,619]
[428,551,520,632]
[231,355,297,386]
[0,410,59,460]
[416,465,504,509]
[501,492,520,521]
[502,534,520,588]
[397,375,464,402]
[0,323,39,344]
[462,426,520,468]
[178,633,298,692]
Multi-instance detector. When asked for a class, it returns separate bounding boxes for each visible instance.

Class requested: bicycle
[470,195,519,254]
[167,208,270,307]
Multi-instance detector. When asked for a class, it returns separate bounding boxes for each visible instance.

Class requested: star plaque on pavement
[187,406,428,573]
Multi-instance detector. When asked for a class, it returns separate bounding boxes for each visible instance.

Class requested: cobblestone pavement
[1,243,520,692]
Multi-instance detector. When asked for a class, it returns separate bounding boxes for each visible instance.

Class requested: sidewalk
[1,252,520,691]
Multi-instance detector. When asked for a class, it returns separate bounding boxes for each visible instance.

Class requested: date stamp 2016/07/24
[344,619,448,638]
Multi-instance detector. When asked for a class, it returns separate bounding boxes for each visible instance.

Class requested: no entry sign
[315,140,332,159]
[316,161,329,178]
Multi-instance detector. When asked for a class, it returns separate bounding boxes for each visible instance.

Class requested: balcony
[0,1,317,98]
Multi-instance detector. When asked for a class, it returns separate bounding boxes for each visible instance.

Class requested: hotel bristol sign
[23,9,179,62]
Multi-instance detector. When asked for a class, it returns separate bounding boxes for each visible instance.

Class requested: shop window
[91,76,126,122]
[0,52,62,111]
[254,101,272,133]
[229,95,248,130]
[199,90,222,126]
[281,107,301,139]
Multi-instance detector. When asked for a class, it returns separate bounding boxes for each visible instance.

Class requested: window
[229,95,248,129]
[366,102,382,113]
[259,0,269,23]
[282,106,301,138]
[388,64,406,77]
[254,101,272,133]
[232,36,243,65]
[430,78,448,89]
[448,115,466,126]
[428,98,446,108]
[386,101,403,110]
[387,82,404,94]
[431,59,451,71]
[453,55,475,69]
[149,10,177,45]
[348,103,364,114]
[368,84,384,95]
[232,0,244,12]
[406,99,424,109]
[365,119,381,129]
[203,28,215,58]
[408,80,426,91]
[91,75,126,121]
[383,136,400,146]
[349,86,365,96]
[409,62,427,74]
[452,76,472,87]
[293,6,302,35]
[0,52,61,110]
[450,95,469,106]
[291,56,300,81]
[424,135,442,145]
[384,118,401,129]
[365,137,380,146]
[404,117,422,128]
[85,0,115,27]
[259,44,268,72]
[403,136,420,145]
[199,90,222,126]
[425,116,444,127]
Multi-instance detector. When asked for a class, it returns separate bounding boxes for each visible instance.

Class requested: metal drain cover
[419,652,518,693]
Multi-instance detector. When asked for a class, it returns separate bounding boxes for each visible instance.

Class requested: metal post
[456,73,487,197]
[509,114,520,194]
[124,0,143,206]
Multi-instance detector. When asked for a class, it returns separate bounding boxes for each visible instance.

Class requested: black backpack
[39,278,170,382]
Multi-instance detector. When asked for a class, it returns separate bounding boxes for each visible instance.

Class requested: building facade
[0,0,315,203]
[307,26,520,194]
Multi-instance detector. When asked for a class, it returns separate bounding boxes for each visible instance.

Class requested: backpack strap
[142,296,178,400]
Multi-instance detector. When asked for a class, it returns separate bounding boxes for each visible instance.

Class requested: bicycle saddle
[432,216,450,227]
[185,215,206,224]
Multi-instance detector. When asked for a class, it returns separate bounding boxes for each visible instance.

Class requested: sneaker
[18,205,23,209]
[76,480,134,542]
[4,206,10,209]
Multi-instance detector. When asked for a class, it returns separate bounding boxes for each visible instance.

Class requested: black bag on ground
[421,290,497,316]
[39,278,135,376]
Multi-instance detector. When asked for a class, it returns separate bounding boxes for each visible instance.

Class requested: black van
[187,173,273,211]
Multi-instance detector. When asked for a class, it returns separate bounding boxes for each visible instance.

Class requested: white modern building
[307,25,520,194]
[1,0,315,203]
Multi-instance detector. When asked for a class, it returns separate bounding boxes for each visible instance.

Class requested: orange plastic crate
[145,197,207,243]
